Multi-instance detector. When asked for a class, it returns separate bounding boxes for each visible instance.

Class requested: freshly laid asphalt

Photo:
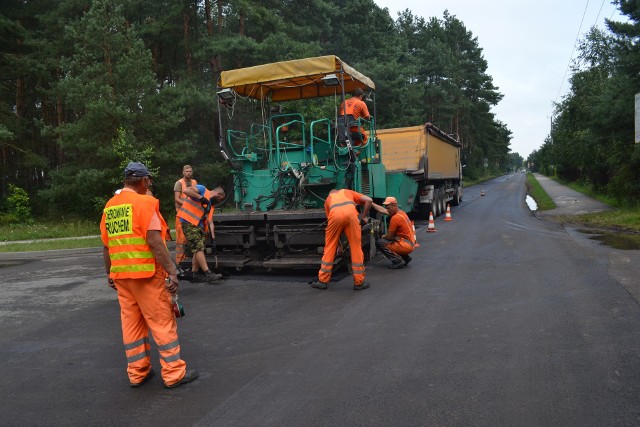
[2,174,640,426]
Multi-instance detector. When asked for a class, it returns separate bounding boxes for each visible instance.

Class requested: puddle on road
[0,259,29,268]
[526,195,538,211]
[578,229,640,250]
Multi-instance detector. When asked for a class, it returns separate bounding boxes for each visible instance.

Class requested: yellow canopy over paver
[218,55,375,101]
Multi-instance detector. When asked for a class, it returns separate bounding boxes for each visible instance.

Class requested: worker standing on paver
[372,196,416,268]
[100,162,198,389]
[312,188,372,291]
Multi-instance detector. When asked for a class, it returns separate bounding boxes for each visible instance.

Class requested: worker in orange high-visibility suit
[173,165,197,264]
[313,188,373,291]
[372,196,416,269]
[339,87,371,145]
[101,162,199,389]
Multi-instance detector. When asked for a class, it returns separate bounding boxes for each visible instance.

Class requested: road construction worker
[372,196,416,269]
[178,184,225,283]
[313,188,372,290]
[338,87,371,145]
[100,161,198,389]
[173,165,197,264]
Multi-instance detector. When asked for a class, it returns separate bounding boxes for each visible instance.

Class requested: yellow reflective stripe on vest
[109,250,154,260]
[111,264,156,273]
[109,237,148,247]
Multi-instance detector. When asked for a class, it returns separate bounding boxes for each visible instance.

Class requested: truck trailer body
[377,124,463,218]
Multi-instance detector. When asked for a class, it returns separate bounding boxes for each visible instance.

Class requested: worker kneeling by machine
[372,196,416,269]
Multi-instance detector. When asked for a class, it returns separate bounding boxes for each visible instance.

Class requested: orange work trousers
[175,218,187,264]
[385,239,414,256]
[115,271,187,386]
[318,209,365,285]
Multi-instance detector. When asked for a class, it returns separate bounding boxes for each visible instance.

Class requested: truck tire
[452,185,461,206]
[434,191,442,217]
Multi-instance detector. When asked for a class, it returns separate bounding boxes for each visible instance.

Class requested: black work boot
[204,270,222,283]
[311,281,328,290]
[401,255,412,265]
[389,260,404,269]
[164,369,199,389]
[353,282,370,291]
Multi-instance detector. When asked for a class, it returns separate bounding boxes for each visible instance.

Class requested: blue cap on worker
[124,161,151,178]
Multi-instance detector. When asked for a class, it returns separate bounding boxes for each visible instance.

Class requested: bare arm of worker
[208,219,215,239]
[147,230,179,294]
[174,191,183,209]
[359,195,373,221]
[183,186,201,200]
[382,230,396,240]
[102,246,116,290]
[371,202,388,216]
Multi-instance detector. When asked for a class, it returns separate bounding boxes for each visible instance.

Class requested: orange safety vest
[176,178,197,209]
[100,191,167,279]
[177,188,214,227]
[395,210,417,246]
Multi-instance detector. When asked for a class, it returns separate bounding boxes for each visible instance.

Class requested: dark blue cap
[124,162,151,178]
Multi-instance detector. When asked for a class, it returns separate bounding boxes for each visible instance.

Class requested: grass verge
[532,174,640,233]
[555,208,640,233]
[0,237,103,253]
[0,220,99,241]
[526,173,555,210]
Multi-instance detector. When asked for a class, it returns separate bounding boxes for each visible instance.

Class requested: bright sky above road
[373,0,626,159]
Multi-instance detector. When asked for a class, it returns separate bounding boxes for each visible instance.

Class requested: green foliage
[525,174,555,211]
[0,219,98,241]
[529,7,640,205]
[2,0,514,219]
[4,184,34,224]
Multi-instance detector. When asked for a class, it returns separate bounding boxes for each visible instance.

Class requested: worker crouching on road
[313,188,373,291]
[178,184,225,283]
[372,196,416,269]
[100,162,198,389]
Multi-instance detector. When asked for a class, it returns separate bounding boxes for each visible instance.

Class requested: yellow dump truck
[377,123,463,218]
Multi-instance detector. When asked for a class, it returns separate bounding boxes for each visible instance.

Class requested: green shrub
[6,184,34,224]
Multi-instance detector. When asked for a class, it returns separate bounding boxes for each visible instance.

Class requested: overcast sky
[373,0,625,159]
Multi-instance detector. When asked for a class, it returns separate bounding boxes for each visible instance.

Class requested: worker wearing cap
[173,165,197,264]
[178,184,225,283]
[372,196,416,269]
[100,161,198,389]
[313,188,372,291]
[339,88,371,144]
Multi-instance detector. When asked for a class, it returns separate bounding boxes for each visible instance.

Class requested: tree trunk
[205,0,213,35]
[15,35,24,118]
[183,9,192,74]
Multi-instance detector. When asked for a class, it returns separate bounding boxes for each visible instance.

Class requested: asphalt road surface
[2,173,640,426]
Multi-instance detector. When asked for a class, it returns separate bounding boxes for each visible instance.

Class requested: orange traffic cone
[480,189,485,196]
[444,204,452,221]
[412,220,420,247]
[426,212,437,232]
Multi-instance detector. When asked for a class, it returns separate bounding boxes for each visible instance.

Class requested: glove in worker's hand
[359,217,369,226]
[200,197,208,204]
[209,239,216,251]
